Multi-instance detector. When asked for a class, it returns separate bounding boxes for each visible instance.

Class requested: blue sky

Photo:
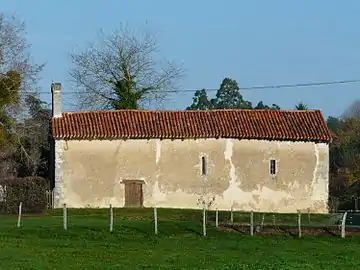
[2,0,360,118]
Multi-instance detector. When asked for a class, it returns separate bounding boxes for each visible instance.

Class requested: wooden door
[124,181,143,208]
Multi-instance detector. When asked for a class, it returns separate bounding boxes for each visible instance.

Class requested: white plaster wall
[53,138,330,213]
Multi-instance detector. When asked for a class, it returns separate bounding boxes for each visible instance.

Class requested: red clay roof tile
[51,109,332,142]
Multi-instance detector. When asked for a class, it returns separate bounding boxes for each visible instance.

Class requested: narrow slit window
[270,159,276,175]
[201,156,207,176]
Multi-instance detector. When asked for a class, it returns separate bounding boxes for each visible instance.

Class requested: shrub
[0,176,47,214]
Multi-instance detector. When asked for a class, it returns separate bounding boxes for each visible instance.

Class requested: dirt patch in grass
[219,223,360,237]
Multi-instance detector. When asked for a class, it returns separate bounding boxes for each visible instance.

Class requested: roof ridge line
[60,109,322,115]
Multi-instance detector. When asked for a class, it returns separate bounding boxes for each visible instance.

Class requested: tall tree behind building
[187,77,279,110]
[69,25,184,110]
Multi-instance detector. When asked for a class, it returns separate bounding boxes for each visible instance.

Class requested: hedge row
[0,176,47,214]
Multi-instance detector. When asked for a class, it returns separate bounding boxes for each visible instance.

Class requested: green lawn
[0,208,357,269]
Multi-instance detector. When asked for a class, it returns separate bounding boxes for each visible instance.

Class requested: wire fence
[3,201,359,239]
[0,189,356,238]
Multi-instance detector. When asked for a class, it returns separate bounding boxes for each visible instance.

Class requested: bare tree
[12,94,51,176]
[0,14,43,101]
[69,25,184,110]
[0,13,44,178]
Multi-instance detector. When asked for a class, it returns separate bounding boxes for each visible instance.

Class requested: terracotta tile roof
[51,109,332,142]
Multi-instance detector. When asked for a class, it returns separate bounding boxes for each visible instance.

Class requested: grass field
[0,208,358,269]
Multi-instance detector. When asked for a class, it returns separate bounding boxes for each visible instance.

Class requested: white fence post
[297,210,302,238]
[341,211,348,238]
[215,208,219,228]
[250,211,254,236]
[261,213,265,228]
[272,214,276,225]
[307,208,311,224]
[17,202,22,228]
[154,206,158,235]
[109,204,113,233]
[230,207,234,224]
[203,207,206,236]
[63,203,67,231]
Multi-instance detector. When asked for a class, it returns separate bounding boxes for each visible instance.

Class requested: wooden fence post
[203,207,206,236]
[154,206,158,235]
[109,204,113,233]
[341,211,348,238]
[215,208,219,228]
[297,210,302,238]
[230,207,233,224]
[250,211,254,236]
[63,203,67,231]
[17,202,22,228]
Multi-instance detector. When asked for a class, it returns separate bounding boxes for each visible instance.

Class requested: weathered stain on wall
[53,138,329,213]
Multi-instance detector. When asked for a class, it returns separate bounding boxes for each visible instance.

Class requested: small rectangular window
[270,159,276,175]
[201,156,207,176]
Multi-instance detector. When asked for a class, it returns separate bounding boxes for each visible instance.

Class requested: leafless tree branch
[69,24,184,110]
[0,14,44,99]
[0,13,45,176]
